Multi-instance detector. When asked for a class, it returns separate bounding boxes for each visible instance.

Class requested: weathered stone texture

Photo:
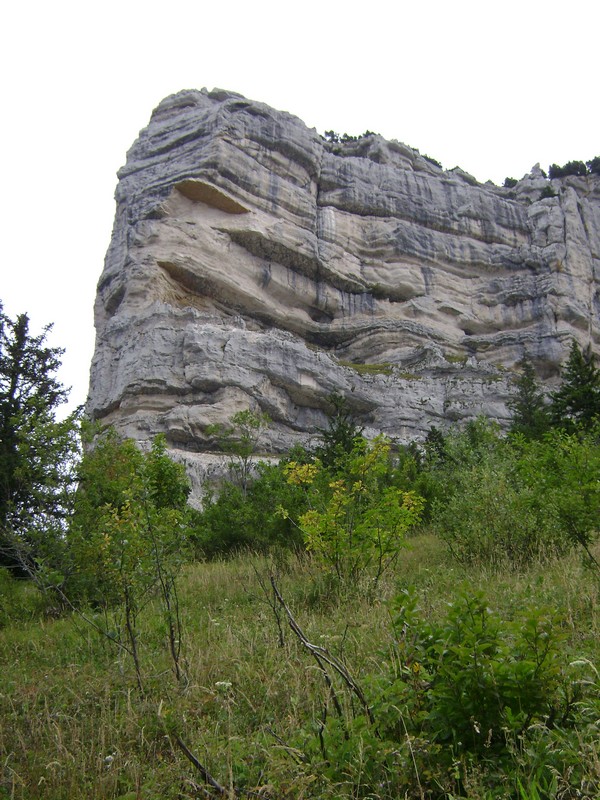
[88,88,600,492]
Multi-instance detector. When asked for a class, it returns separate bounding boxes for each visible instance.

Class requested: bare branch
[270,577,374,725]
[174,735,227,795]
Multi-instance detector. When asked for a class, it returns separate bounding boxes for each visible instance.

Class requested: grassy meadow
[1,533,599,799]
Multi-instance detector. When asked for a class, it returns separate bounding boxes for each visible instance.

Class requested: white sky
[1,0,598,412]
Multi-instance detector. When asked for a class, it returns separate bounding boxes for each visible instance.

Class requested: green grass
[337,360,393,376]
[397,371,422,380]
[445,353,469,365]
[1,536,599,799]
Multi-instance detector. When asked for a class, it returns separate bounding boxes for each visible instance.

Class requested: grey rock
[88,88,600,496]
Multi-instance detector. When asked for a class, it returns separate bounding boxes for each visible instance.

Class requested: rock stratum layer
[89,88,600,495]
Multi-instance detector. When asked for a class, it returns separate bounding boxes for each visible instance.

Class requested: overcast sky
[1,0,598,412]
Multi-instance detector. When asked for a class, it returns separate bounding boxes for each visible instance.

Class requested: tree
[315,393,365,469]
[423,425,448,463]
[507,354,551,439]
[550,340,600,432]
[0,302,80,575]
[207,409,270,496]
[67,430,192,688]
[548,161,588,179]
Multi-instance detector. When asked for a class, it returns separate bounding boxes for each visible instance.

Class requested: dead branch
[270,577,375,725]
[174,735,228,795]
[175,736,276,799]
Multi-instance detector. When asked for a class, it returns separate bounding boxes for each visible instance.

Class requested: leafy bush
[190,459,307,558]
[429,424,600,569]
[514,426,600,567]
[295,588,589,798]
[376,590,579,795]
[283,437,424,586]
[391,590,565,747]
[504,176,518,188]
[65,430,193,688]
[431,447,568,568]
[66,431,191,602]
[540,184,557,199]
[194,398,370,560]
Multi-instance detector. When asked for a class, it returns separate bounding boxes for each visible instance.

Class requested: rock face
[89,88,600,496]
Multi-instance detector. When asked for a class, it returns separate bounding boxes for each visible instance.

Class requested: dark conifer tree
[550,340,600,432]
[507,354,551,439]
[315,393,364,468]
[424,425,448,463]
[0,302,79,574]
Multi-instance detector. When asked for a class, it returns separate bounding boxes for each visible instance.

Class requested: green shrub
[63,431,193,688]
[66,431,191,607]
[393,591,564,751]
[540,184,557,199]
[191,459,307,559]
[429,424,600,569]
[514,427,600,566]
[431,451,569,567]
[297,588,583,798]
[283,437,424,587]
[423,154,443,168]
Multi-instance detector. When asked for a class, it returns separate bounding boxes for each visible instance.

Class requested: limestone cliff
[88,88,600,495]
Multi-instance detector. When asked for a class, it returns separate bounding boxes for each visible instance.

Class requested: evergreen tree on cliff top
[0,302,80,575]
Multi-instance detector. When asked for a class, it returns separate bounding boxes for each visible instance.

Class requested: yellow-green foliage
[282,437,424,586]
[67,431,191,608]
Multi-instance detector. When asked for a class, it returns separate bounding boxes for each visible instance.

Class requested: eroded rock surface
[88,88,600,495]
